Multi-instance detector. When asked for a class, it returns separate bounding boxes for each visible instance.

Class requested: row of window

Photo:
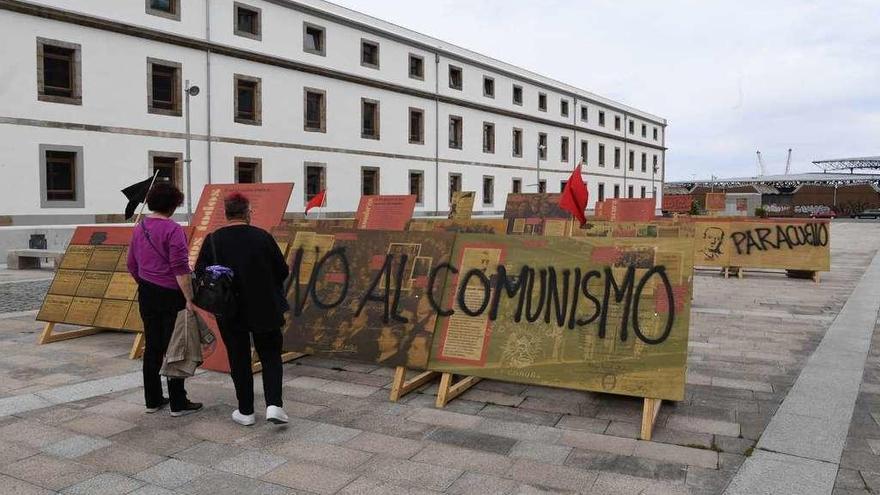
[144,1,660,140]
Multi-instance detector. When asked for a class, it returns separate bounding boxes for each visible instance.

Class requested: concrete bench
[6,249,65,269]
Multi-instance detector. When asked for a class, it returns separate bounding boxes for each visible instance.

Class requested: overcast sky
[334,0,880,180]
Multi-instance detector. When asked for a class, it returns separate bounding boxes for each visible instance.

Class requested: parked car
[810,211,836,219]
[852,208,880,219]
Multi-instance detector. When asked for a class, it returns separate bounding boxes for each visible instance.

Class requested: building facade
[0,0,667,226]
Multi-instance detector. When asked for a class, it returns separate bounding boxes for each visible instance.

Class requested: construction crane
[756,150,766,177]
[784,148,792,175]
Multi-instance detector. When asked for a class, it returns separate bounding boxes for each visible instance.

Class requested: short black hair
[225,192,249,220]
[146,182,184,216]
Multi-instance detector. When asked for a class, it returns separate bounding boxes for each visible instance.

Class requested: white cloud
[332,0,880,179]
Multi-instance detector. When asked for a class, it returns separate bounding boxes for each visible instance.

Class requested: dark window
[304,89,325,132]
[628,185,634,198]
[614,115,621,130]
[151,63,178,111]
[150,0,174,12]
[45,150,76,201]
[483,76,495,98]
[653,155,659,170]
[512,178,522,194]
[448,116,462,149]
[538,180,547,193]
[614,184,620,198]
[42,45,75,98]
[641,153,647,172]
[580,106,588,122]
[560,137,569,162]
[560,181,567,191]
[629,150,634,171]
[640,186,646,198]
[235,159,261,183]
[235,76,260,124]
[598,111,605,127]
[629,120,635,134]
[152,155,180,188]
[482,176,494,205]
[409,171,424,204]
[305,164,325,201]
[598,144,605,166]
[409,108,424,144]
[449,66,462,90]
[538,93,547,111]
[234,3,261,39]
[448,173,461,202]
[361,39,379,68]
[409,54,424,79]
[598,183,605,201]
[614,147,620,169]
[361,99,379,139]
[641,124,647,138]
[561,100,569,117]
[653,127,659,140]
[303,23,325,56]
[512,85,523,105]
[482,122,495,153]
[512,128,523,157]
[538,133,547,160]
[581,140,588,163]
[361,168,379,196]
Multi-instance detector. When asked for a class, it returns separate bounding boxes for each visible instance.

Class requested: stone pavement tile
[60,472,144,495]
[348,409,435,440]
[270,439,373,469]
[214,449,288,478]
[356,455,463,491]
[0,473,55,495]
[77,444,165,475]
[400,393,486,415]
[344,431,425,459]
[110,427,201,456]
[832,488,872,495]
[447,472,518,495]
[27,405,86,425]
[474,379,529,396]
[861,471,880,492]
[42,434,111,458]
[477,404,561,426]
[181,419,255,444]
[665,414,740,437]
[0,393,54,417]
[518,397,580,416]
[605,421,640,439]
[319,380,381,398]
[338,475,440,495]
[590,472,663,494]
[460,388,526,407]
[506,458,598,492]
[177,470,291,495]
[565,449,687,483]
[558,429,637,456]
[262,460,357,494]
[288,418,362,445]
[509,440,572,465]
[62,413,136,437]
[510,484,571,494]
[633,441,718,469]
[134,459,210,489]
[424,426,517,455]
[714,435,754,456]
[280,399,326,419]
[128,485,178,495]
[408,407,482,429]
[35,371,142,403]
[172,441,245,466]
[283,385,345,407]
[719,453,745,473]
[412,442,512,475]
[477,417,563,444]
[555,415,610,434]
[84,399,147,422]
[835,467,867,490]
[0,439,38,466]
[725,450,837,495]
[0,419,73,447]
[649,427,714,450]
[0,454,98,491]
[685,466,728,494]
[757,412,850,463]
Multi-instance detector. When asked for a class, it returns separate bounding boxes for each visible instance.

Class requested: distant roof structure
[813,156,880,171]
[668,172,880,188]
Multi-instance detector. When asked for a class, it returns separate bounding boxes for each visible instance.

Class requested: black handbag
[193,229,237,319]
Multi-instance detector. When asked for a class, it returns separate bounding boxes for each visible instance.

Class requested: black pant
[138,280,188,410]
[219,324,283,415]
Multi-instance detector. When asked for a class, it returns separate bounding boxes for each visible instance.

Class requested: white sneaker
[232,409,255,426]
[266,405,289,424]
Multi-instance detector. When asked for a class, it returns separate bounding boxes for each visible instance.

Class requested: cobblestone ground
[0,279,51,313]
[0,222,877,494]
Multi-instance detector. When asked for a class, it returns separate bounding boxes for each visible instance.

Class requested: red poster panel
[354,195,417,231]
[188,183,294,372]
[593,200,609,219]
[70,226,134,245]
[662,195,693,213]
[705,192,726,211]
[605,198,656,221]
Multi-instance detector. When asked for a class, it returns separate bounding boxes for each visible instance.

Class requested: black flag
[122,176,155,220]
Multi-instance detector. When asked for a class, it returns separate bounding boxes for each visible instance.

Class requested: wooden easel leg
[129,332,145,360]
[38,322,56,345]
[389,366,439,402]
[812,271,820,284]
[737,267,743,279]
[723,267,729,279]
[435,373,481,408]
[37,323,103,345]
[640,397,663,440]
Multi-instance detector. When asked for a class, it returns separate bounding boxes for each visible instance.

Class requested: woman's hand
[186,300,197,312]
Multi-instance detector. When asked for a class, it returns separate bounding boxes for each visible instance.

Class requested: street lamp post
[536,144,546,192]
[184,80,200,221]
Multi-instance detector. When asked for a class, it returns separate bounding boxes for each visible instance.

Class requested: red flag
[305,190,326,214]
[559,163,588,225]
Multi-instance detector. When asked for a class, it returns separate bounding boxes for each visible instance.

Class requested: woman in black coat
[194,192,290,426]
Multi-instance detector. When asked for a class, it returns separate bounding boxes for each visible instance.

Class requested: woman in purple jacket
[127,183,202,417]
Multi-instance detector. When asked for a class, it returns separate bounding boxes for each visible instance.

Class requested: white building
[0,0,667,226]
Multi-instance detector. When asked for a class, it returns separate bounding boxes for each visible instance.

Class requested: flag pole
[133,171,160,225]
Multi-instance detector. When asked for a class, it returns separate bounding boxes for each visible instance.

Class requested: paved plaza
[0,222,878,494]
